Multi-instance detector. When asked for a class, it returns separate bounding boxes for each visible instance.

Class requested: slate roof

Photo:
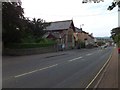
[43,32,65,39]
[45,20,74,31]
[75,27,82,33]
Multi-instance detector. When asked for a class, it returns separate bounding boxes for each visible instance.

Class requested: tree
[2,2,24,44]
[111,27,120,43]
[108,0,120,10]
[2,1,50,45]
[30,18,50,39]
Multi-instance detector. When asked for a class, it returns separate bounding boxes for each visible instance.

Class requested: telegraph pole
[117,0,120,26]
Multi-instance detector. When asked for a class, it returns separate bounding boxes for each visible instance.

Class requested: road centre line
[13,51,97,78]
[68,56,83,62]
[86,53,93,56]
[14,56,83,78]
[14,64,58,78]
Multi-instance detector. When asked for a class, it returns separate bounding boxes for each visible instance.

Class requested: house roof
[88,34,94,39]
[82,31,88,34]
[42,32,65,39]
[45,20,75,31]
[75,27,82,32]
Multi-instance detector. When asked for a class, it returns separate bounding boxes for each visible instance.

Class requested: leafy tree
[108,0,120,10]
[31,18,50,39]
[20,17,50,42]
[111,27,120,43]
[2,2,24,44]
[2,1,50,46]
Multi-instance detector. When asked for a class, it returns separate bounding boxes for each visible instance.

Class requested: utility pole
[117,0,120,26]
[114,0,120,26]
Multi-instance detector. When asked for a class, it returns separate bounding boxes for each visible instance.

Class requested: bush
[77,41,85,49]
[4,37,57,49]
[5,42,56,49]
[80,41,85,48]
[21,36,36,43]
[86,44,94,48]
[97,41,105,46]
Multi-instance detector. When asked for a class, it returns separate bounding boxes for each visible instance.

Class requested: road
[2,47,113,88]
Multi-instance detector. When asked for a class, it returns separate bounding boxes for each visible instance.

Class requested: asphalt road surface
[2,47,113,88]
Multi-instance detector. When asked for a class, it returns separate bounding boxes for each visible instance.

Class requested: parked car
[101,45,107,49]
[94,45,98,47]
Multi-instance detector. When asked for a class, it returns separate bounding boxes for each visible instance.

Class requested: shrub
[6,42,56,49]
[77,41,85,49]
[21,36,36,43]
[80,41,85,48]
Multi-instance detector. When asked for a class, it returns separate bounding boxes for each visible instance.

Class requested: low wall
[3,46,57,56]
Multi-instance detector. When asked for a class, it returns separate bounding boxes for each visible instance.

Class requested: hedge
[5,42,56,49]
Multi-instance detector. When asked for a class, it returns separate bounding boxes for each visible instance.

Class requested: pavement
[96,47,119,89]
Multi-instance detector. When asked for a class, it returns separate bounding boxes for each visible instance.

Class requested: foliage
[6,43,55,49]
[111,27,120,43]
[108,1,120,10]
[21,36,36,43]
[86,44,94,48]
[111,27,120,47]
[2,2,24,44]
[80,41,85,48]
[114,34,120,44]
[77,41,85,49]
[30,18,50,39]
[97,41,105,46]
[6,39,56,49]
[2,2,51,49]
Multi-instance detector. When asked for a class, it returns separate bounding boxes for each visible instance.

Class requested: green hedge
[80,41,85,48]
[6,42,56,49]
[77,41,85,48]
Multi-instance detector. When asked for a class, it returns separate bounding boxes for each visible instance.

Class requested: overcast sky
[21,0,118,37]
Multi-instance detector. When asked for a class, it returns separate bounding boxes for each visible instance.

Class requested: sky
[21,0,118,37]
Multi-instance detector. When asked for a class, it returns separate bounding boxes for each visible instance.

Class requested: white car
[101,45,107,49]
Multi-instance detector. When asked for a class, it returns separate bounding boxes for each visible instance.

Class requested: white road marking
[68,56,83,62]
[86,53,93,56]
[14,56,83,78]
[14,64,58,78]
